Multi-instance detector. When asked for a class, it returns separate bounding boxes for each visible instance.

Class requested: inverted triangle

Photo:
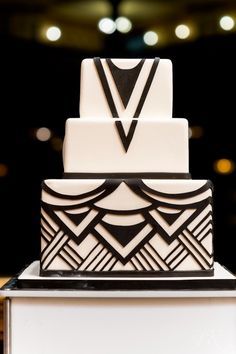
[64,210,90,226]
[100,220,146,247]
[115,120,138,152]
[106,59,145,108]
[157,209,184,226]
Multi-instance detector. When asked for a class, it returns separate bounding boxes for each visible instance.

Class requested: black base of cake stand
[2,261,236,292]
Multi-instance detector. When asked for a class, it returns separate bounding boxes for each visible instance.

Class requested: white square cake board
[1,262,236,354]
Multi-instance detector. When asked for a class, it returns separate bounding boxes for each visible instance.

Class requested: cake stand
[1,261,236,354]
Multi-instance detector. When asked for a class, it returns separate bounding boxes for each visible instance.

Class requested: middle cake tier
[63,118,189,174]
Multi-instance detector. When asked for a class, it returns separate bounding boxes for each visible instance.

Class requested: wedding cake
[40,57,213,276]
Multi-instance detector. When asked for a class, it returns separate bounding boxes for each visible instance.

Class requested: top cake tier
[79,58,172,119]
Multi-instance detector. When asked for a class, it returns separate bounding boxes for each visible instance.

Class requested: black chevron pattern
[40,180,213,276]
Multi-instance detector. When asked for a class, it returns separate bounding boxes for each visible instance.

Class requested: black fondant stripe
[171,252,189,271]
[93,57,160,152]
[77,242,100,270]
[164,243,182,262]
[16,271,236,290]
[138,249,155,271]
[43,235,71,270]
[42,180,109,200]
[133,255,147,270]
[147,241,171,270]
[91,250,110,271]
[178,236,209,270]
[143,245,165,270]
[41,223,54,239]
[183,229,213,259]
[41,229,64,259]
[38,268,217,280]
[63,173,192,179]
[57,248,81,270]
[167,247,186,267]
[198,227,213,242]
[134,57,160,117]
[108,258,119,271]
[42,232,67,268]
[100,255,115,271]
[84,246,105,271]
[191,211,213,234]
[139,180,213,200]
[115,120,138,152]
[41,213,57,234]
[130,259,139,271]
[94,57,118,118]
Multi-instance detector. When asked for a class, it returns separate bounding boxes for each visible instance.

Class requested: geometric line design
[94,57,160,151]
[40,179,213,274]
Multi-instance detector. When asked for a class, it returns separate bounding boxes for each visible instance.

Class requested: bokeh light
[219,16,235,31]
[189,126,204,139]
[46,26,62,41]
[0,163,9,177]
[214,158,235,174]
[143,31,158,46]
[175,24,191,39]
[98,18,116,34]
[116,17,132,33]
[36,127,52,142]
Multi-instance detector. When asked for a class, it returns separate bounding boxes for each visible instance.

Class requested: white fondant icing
[102,214,145,226]
[94,182,151,210]
[143,179,207,193]
[80,58,172,119]
[44,179,105,195]
[63,118,188,173]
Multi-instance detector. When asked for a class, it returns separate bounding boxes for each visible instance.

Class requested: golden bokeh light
[0,163,9,177]
[51,137,63,151]
[214,158,235,174]
[189,126,204,139]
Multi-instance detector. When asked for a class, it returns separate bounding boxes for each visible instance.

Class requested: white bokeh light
[98,18,116,34]
[36,127,52,142]
[116,17,132,33]
[143,31,158,46]
[219,16,235,31]
[46,26,62,41]
[175,24,190,39]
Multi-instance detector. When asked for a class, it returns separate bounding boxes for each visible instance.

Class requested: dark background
[0,0,236,275]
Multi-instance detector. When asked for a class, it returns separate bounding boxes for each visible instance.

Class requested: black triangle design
[64,210,90,226]
[100,220,146,247]
[106,59,145,108]
[115,120,138,152]
[157,209,184,226]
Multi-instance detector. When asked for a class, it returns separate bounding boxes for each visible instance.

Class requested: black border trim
[39,268,214,278]
[1,264,236,291]
[15,278,236,291]
[63,173,192,179]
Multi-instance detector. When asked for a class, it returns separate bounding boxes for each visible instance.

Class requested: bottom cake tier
[40,178,213,276]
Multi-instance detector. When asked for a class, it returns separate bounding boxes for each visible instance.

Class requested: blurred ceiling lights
[35,127,52,142]
[175,24,191,39]
[143,31,158,46]
[219,15,235,31]
[46,26,62,41]
[98,17,116,34]
[0,0,236,50]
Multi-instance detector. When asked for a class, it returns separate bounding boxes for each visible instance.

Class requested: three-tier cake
[40,58,213,276]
